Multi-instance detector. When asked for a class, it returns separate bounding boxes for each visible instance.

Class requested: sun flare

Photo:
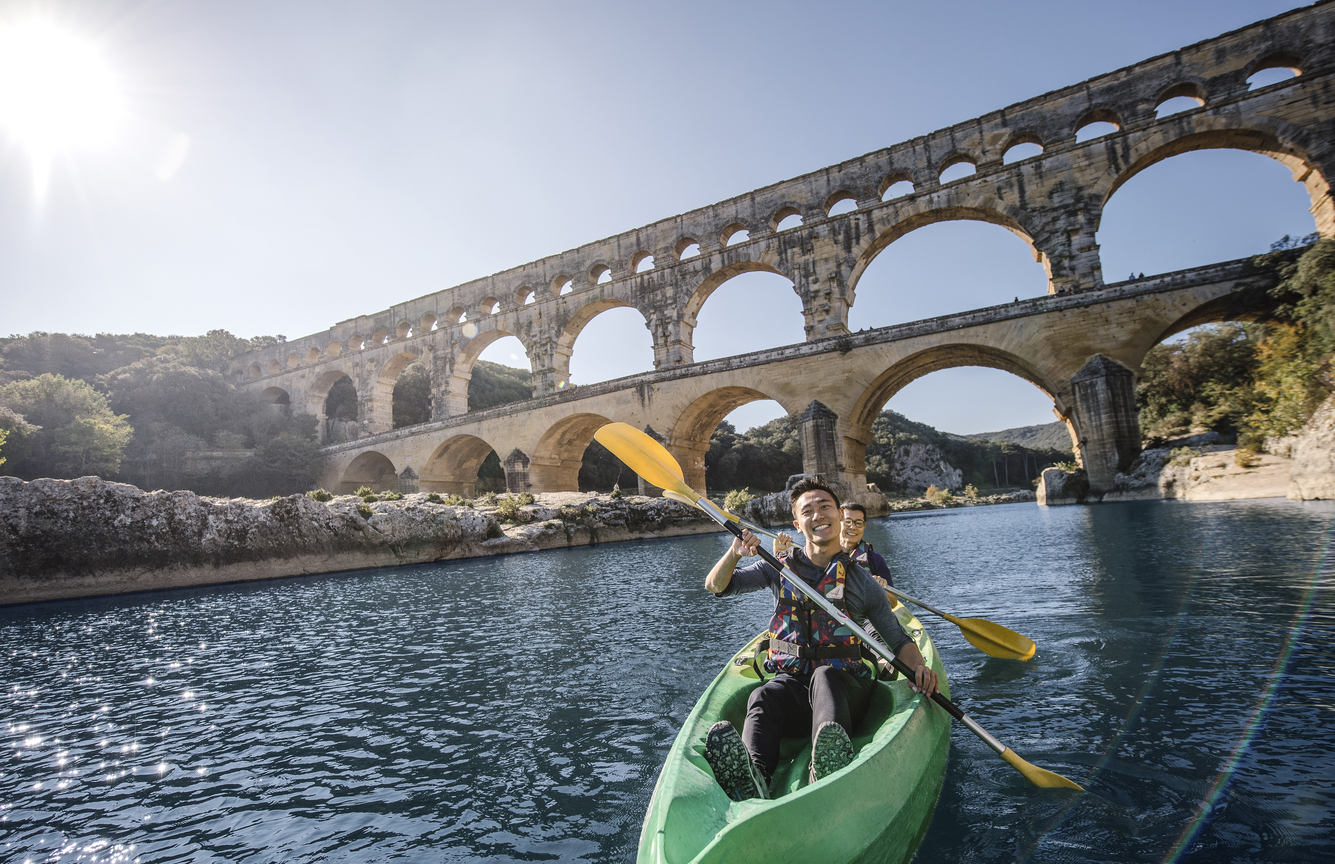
[0,21,124,199]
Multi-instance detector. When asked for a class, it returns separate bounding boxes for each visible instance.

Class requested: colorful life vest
[850,540,874,567]
[763,557,871,678]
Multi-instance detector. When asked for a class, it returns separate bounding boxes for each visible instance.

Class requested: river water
[2,499,1332,863]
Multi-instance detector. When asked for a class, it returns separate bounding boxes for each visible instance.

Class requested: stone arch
[396,321,412,339]
[421,434,501,495]
[674,237,701,259]
[682,260,793,334]
[769,205,803,232]
[1246,50,1303,80]
[286,354,300,369]
[530,412,614,492]
[306,346,322,363]
[307,369,352,417]
[668,386,799,491]
[849,343,1062,440]
[261,386,291,407]
[367,352,419,433]
[937,152,978,183]
[823,190,858,216]
[339,451,398,494]
[879,171,915,199]
[248,363,262,378]
[419,313,438,332]
[720,222,749,246]
[267,359,280,375]
[1154,81,1208,113]
[1094,117,1333,239]
[447,327,533,415]
[553,298,650,384]
[846,201,1046,307]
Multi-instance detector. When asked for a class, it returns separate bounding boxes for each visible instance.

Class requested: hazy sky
[0,0,1318,435]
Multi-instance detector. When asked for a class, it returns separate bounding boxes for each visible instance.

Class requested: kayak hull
[638,606,951,864]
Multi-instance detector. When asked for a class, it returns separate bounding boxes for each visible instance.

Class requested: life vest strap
[767,636,862,661]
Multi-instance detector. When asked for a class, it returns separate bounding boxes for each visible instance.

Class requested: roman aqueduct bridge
[232,3,1335,499]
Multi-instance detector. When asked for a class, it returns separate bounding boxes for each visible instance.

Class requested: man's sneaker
[809,721,855,783]
[703,721,769,800]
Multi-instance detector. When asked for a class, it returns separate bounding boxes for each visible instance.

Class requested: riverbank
[0,477,721,606]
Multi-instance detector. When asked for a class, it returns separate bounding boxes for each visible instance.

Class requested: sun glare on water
[0,21,124,202]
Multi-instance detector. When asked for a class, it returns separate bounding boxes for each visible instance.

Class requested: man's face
[792,490,840,547]
[840,509,865,547]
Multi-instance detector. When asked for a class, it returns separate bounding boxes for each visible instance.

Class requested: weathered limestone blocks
[0,478,718,606]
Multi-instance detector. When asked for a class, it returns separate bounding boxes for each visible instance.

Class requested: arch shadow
[531,412,614,492]
[421,434,500,495]
[340,451,397,494]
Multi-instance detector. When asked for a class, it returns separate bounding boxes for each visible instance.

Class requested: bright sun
[0,21,124,199]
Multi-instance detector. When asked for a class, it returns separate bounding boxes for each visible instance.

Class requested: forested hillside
[963,422,1072,452]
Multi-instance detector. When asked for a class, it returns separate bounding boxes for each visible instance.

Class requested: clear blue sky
[0,0,1317,435]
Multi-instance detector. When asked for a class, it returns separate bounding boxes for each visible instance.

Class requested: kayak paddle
[594,421,1083,792]
[659,486,1038,661]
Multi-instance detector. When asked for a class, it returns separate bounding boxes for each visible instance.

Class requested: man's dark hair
[841,502,867,518]
[789,477,840,512]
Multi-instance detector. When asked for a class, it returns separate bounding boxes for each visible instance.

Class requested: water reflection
[1,500,1331,863]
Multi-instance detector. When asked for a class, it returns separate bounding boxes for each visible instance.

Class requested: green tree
[468,361,532,411]
[0,374,133,478]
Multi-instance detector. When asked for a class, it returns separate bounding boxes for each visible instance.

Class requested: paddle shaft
[709,512,1009,756]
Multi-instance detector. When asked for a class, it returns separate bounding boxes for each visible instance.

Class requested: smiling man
[701,478,939,801]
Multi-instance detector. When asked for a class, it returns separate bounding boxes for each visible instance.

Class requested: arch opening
[472,334,534,412]
[1075,109,1123,143]
[396,321,412,339]
[633,252,654,273]
[531,412,615,492]
[339,451,398,494]
[938,156,977,184]
[850,347,1070,495]
[517,286,536,306]
[675,390,798,495]
[1247,66,1298,90]
[675,238,700,260]
[686,264,803,362]
[591,264,612,285]
[421,435,503,496]
[1156,95,1205,119]
[825,191,858,217]
[319,373,358,443]
[772,206,803,232]
[848,217,1049,329]
[1003,141,1044,164]
[565,303,654,385]
[722,223,749,246]
[391,360,431,429]
[1098,146,1321,280]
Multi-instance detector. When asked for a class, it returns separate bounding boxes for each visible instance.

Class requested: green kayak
[638,603,951,864]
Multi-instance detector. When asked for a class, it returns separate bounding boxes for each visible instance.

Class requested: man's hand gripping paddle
[593,421,1083,791]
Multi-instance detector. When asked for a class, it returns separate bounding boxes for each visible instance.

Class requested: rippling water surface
[2,499,1332,863]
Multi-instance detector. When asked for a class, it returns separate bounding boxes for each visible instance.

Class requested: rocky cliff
[0,478,718,606]
[886,442,963,495]
[1287,396,1335,500]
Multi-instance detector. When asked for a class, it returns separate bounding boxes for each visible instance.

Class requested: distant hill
[961,421,1072,453]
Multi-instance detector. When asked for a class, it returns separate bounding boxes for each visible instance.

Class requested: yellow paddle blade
[957,617,1037,661]
[593,423,695,498]
[1001,748,1083,790]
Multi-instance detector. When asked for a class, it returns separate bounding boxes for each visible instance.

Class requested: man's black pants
[741,666,875,781]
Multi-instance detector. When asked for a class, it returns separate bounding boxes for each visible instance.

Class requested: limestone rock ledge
[1288,396,1335,500]
[0,478,719,606]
